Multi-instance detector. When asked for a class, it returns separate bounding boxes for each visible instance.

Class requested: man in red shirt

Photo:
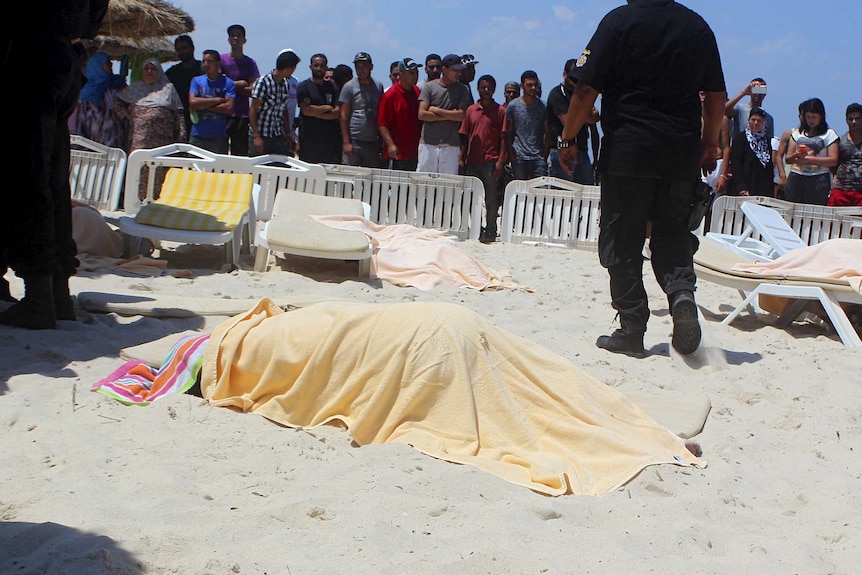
[378,57,423,171]
[460,75,508,243]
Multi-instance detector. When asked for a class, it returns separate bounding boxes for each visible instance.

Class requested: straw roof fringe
[98,0,194,40]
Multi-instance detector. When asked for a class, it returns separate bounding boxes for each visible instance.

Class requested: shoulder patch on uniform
[577,50,590,68]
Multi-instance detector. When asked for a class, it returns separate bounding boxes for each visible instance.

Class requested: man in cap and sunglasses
[378,58,424,171]
[459,54,479,104]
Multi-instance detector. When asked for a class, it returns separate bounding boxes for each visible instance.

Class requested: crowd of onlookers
[69,26,605,242]
[711,78,862,208]
[69,27,862,243]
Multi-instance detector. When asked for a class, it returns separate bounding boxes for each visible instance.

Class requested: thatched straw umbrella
[89,35,178,60]
[98,0,194,40]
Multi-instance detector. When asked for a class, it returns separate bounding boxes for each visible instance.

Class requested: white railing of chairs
[321,165,484,241]
[70,135,127,212]
[708,195,862,246]
[501,177,602,250]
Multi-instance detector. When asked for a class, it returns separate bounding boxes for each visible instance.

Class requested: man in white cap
[378,57,423,171]
[459,53,479,104]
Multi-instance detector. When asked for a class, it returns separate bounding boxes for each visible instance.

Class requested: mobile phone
[751,85,767,95]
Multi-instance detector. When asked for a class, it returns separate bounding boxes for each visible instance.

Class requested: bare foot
[685,440,702,457]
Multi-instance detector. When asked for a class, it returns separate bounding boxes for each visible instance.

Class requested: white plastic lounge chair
[501,177,601,250]
[708,194,862,247]
[694,235,862,348]
[118,168,258,267]
[739,201,809,256]
[69,135,127,212]
[705,201,807,260]
[254,189,372,276]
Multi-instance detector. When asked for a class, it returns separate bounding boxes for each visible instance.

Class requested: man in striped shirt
[249,50,300,156]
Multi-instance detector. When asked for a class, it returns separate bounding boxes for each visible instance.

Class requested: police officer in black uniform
[0,0,108,329]
[558,0,726,357]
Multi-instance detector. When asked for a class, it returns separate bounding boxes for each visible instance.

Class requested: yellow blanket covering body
[201,299,703,496]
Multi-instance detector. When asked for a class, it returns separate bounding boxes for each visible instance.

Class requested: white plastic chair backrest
[271,188,366,219]
[740,201,809,256]
[501,176,601,249]
[69,135,127,212]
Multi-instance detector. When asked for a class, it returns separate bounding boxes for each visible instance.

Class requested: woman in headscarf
[730,107,775,197]
[69,51,128,149]
[114,58,188,201]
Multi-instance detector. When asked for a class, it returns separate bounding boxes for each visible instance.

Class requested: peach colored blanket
[732,239,862,294]
[201,299,703,496]
[313,215,518,291]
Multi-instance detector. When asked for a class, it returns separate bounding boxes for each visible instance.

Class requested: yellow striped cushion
[134,169,253,231]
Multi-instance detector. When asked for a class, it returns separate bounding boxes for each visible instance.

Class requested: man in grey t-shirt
[339,51,385,167]
[507,70,547,180]
[417,53,471,174]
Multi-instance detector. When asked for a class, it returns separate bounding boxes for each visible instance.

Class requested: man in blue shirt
[189,50,236,154]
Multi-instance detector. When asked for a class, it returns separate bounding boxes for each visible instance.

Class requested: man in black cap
[559,0,726,357]
[417,54,471,175]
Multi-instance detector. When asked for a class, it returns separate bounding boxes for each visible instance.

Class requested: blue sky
[169,0,857,136]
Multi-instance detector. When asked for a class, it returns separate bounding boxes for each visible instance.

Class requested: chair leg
[240,222,251,255]
[254,246,270,272]
[726,285,862,348]
[358,257,371,278]
[815,291,862,348]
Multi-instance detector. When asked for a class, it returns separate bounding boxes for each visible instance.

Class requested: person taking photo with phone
[725,78,774,142]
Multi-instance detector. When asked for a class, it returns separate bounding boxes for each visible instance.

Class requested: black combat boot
[596,329,646,358]
[0,274,56,330]
[53,275,76,321]
[670,290,701,355]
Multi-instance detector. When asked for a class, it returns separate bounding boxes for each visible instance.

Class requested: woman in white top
[784,98,839,205]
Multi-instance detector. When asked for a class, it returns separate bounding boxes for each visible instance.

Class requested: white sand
[1,240,859,574]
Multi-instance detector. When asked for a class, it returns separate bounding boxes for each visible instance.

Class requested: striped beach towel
[92,333,211,405]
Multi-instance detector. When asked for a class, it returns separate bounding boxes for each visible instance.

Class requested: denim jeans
[345,140,383,168]
[548,149,594,184]
[513,158,546,181]
[190,135,228,155]
[249,134,291,157]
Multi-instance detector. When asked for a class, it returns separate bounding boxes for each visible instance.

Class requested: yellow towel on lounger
[134,169,252,231]
[200,299,704,496]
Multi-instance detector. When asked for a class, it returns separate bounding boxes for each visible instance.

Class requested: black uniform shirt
[546,83,589,151]
[574,0,725,179]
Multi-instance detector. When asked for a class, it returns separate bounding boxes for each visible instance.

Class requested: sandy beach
[1,239,859,574]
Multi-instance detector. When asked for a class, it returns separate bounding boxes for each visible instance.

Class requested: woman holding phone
[785,98,839,204]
